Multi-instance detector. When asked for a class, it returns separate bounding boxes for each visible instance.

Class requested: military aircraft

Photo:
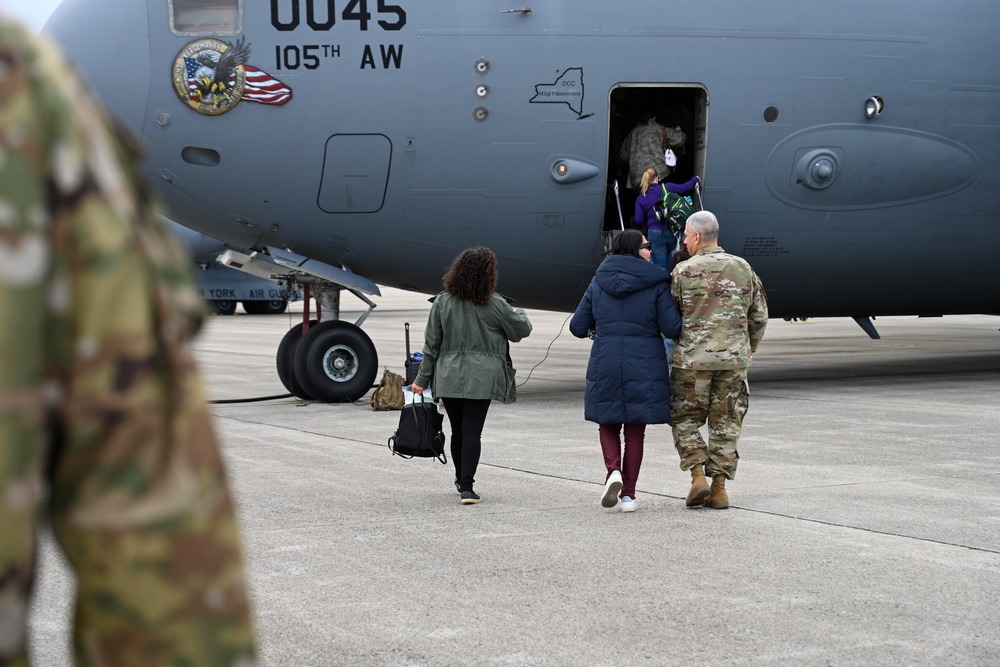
[45,0,1000,402]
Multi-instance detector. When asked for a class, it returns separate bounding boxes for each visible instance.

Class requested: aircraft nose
[44,0,151,135]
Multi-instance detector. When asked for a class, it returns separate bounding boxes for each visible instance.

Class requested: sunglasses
[639,242,652,250]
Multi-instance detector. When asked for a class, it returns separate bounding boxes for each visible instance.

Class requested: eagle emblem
[172,38,292,115]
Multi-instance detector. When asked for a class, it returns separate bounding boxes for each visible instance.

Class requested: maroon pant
[599,423,646,499]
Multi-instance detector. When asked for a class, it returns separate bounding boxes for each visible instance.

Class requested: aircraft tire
[213,299,237,315]
[244,299,287,315]
[276,321,318,400]
[293,321,378,403]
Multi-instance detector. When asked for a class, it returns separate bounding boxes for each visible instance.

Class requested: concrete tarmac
[29,288,1000,665]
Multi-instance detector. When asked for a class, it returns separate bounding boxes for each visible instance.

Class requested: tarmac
[28,287,1000,666]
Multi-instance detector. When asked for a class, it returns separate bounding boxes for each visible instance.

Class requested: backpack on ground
[371,368,405,410]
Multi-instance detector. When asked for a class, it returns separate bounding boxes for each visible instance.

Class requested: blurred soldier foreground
[0,15,256,666]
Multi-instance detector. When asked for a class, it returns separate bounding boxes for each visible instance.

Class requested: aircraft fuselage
[47,0,1000,317]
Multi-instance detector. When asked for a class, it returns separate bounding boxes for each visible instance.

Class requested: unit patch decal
[173,38,293,115]
[530,68,585,117]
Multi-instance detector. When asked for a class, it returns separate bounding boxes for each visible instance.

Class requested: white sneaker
[601,471,623,508]
[620,496,637,513]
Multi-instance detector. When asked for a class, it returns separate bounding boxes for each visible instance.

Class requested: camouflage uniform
[669,246,768,479]
[619,119,686,187]
[0,16,255,666]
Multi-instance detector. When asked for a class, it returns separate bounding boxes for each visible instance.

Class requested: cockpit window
[170,0,242,36]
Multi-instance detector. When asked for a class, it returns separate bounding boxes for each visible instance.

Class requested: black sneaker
[460,490,481,505]
[454,479,461,495]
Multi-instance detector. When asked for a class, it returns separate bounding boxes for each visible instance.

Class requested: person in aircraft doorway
[619,110,687,192]
[633,166,699,365]
[634,167,700,271]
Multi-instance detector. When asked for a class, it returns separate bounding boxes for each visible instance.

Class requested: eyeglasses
[639,242,652,250]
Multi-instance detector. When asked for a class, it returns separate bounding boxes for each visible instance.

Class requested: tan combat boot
[685,465,711,507]
[707,475,729,509]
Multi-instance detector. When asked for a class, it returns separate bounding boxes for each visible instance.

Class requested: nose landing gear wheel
[293,321,378,403]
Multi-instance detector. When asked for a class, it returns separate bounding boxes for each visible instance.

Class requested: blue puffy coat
[569,254,682,425]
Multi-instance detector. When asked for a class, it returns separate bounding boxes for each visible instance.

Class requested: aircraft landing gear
[213,247,382,403]
[274,281,379,403]
[276,319,318,400]
[293,321,377,402]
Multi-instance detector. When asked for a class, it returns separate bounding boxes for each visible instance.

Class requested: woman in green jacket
[411,247,533,504]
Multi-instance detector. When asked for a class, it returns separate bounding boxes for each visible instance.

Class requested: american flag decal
[172,38,292,115]
[242,65,292,106]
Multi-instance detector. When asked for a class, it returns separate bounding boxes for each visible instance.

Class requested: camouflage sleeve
[670,267,683,304]
[0,18,255,666]
[748,271,769,353]
[664,126,687,148]
[0,20,52,665]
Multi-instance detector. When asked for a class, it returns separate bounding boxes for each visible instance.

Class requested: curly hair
[442,246,498,306]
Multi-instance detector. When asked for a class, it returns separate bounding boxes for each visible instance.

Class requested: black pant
[443,398,491,492]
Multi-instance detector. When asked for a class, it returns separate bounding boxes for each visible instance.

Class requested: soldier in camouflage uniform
[0,15,256,665]
[669,211,768,509]
[619,110,686,189]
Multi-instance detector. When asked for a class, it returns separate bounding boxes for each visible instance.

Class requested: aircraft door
[317,134,392,213]
[606,85,707,233]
